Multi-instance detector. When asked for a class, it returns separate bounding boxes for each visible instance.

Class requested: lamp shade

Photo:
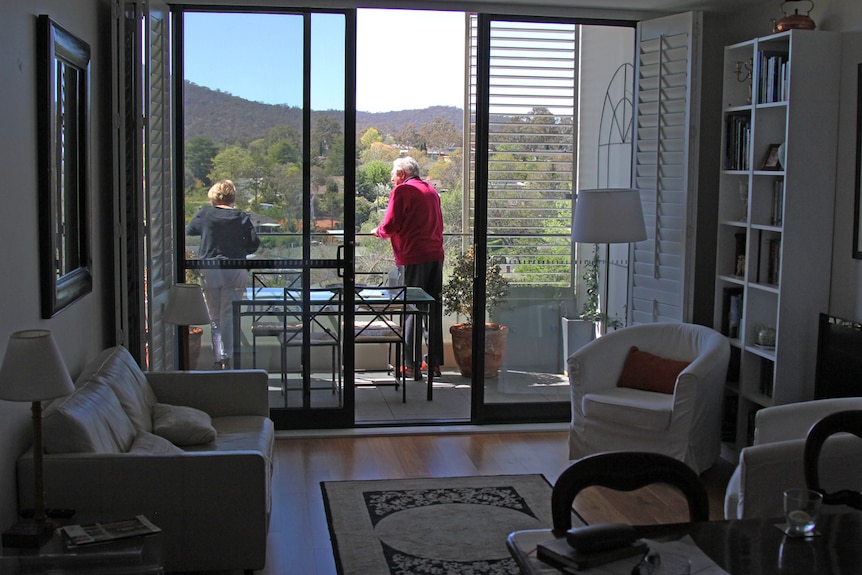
[163,284,211,326]
[572,188,648,244]
[0,330,73,402]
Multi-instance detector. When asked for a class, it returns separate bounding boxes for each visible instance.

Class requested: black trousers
[398,261,444,368]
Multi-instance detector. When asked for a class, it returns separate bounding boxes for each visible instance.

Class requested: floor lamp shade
[163,284,210,326]
[572,188,647,244]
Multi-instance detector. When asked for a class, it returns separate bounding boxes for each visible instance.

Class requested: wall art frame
[855,63,862,259]
[37,15,92,317]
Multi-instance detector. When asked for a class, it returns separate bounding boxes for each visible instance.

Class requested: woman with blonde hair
[186,180,260,369]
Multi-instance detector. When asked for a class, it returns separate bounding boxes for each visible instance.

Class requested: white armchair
[724,397,862,519]
[567,323,730,474]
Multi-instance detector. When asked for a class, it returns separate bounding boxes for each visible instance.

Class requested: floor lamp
[164,284,211,370]
[572,188,647,329]
[0,330,74,547]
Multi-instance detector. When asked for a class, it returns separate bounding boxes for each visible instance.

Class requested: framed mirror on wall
[855,63,862,259]
[37,15,92,317]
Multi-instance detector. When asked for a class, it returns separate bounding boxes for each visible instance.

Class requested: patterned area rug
[321,474,554,575]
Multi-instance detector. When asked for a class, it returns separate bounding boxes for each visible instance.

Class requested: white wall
[0,0,113,529]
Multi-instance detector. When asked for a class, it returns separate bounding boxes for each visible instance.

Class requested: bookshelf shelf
[712,30,840,454]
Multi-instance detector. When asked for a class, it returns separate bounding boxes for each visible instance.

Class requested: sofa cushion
[75,346,157,433]
[152,403,217,446]
[583,387,674,430]
[43,380,137,454]
[129,431,186,455]
[617,346,690,394]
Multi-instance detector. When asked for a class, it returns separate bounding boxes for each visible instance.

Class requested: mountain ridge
[183,81,462,145]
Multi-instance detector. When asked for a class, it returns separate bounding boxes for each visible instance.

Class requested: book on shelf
[56,515,161,548]
[767,238,781,285]
[759,358,775,398]
[536,537,648,572]
[757,50,788,104]
[724,113,751,170]
[772,180,784,226]
[722,286,744,339]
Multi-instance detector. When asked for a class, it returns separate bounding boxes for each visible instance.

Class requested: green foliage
[442,248,510,326]
[186,137,219,186]
[579,245,622,329]
[356,160,391,201]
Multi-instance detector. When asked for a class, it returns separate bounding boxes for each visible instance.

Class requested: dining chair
[804,409,862,511]
[278,287,342,395]
[249,270,302,372]
[353,285,409,402]
[550,451,711,534]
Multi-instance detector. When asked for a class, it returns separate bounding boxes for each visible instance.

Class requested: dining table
[231,286,437,399]
[507,510,862,574]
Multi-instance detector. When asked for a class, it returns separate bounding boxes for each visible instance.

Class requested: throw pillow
[129,431,185,454]
[617,346,690,394]
[152,403,217,446]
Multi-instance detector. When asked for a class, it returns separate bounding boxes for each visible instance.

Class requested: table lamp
[572,188,647,327]
[163,283,211,370]
[0,330,74,547]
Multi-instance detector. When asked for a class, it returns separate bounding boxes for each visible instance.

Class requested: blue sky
[183,9,466,113]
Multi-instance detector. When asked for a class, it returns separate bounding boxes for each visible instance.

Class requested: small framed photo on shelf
[760,144,782,171]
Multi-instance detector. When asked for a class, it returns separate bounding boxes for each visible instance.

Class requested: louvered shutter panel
[630,12,701,324]
[145,1,176,370]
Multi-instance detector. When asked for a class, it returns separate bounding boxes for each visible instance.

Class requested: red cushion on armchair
[617,346,690,394]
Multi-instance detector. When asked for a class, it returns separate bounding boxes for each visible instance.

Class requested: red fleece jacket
[377,177,444,266]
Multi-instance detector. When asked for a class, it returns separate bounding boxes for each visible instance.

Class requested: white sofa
[724,397,862,520]
[567,323,730,474]
[16,346,274,573]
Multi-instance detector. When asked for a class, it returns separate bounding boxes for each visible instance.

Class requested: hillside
[183,81,462,145]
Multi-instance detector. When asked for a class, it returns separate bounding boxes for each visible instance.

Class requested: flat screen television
[814,313,862,399]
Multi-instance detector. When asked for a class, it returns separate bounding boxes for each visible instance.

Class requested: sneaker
[399,365,416,377]
[420,362,442,377]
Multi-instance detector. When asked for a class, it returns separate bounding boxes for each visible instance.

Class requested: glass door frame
[175,7,357,429]
[471,13,635,424]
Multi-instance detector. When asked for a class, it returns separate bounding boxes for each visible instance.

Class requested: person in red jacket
[371,157,444,377]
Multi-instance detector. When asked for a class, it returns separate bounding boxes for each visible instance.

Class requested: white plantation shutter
[144,0,176,370]
[629,12,701,324]
[114,0,175,369]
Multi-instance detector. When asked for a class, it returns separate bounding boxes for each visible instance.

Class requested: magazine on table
[56,514,161,547]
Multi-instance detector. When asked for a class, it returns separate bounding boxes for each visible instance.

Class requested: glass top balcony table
[506,511,862,575]
[232,286,437,400]
[0,530,163,574]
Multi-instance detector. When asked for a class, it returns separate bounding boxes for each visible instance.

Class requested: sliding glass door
[179,9,356,428]
[470,15,636,422]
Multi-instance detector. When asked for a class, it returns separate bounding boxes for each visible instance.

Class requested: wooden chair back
[550,451,710,534]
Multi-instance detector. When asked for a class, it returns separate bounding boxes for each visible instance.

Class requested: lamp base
[2,519,54,548]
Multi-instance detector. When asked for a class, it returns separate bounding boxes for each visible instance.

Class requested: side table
[0,530,163,574]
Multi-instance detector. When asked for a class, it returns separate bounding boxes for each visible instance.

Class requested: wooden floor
[192,430,735,575]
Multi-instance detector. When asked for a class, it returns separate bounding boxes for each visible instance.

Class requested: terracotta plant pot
[449,323,509,378]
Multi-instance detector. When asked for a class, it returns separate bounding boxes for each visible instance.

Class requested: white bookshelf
[713,30,841,452]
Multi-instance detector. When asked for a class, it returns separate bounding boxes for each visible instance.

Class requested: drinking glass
[783,488,822,535]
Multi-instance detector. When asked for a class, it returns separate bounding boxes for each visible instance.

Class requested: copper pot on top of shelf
[776,0,816,31]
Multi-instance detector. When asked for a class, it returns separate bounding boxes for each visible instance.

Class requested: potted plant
[442,247,510,377]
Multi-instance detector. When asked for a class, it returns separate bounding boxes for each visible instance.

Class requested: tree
[420,118,460,151]
[311,115,343,159]
[325,135,346,176]
[356,160,391,202]
[360,141,399,164]
[186,136,219,186]
[210,146,255,183]
[359,127,382,150]
[394,123,421,148]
